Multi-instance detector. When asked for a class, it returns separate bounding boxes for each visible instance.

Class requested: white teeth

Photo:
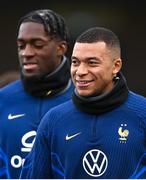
[23,64,37,70]
[78,81,88,84]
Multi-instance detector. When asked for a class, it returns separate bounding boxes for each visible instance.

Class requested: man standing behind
[21,27,146,179]
[0,9,73,179]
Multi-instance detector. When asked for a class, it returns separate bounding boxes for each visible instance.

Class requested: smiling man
[20,27,146,179]
[0,9,73,179]
[18,22,62,79]
[71,41,121,97]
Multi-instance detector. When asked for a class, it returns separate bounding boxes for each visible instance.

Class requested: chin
[23,73,41,80]
[77,90,93,97]
[24,73,36,78]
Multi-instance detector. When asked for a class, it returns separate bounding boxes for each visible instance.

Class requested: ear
[112,58,122,76]
[57,41,68,56]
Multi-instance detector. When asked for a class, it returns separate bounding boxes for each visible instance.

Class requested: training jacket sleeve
[20,114,52,179]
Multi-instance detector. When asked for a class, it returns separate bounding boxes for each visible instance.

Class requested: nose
[76,63,88,76]
[21,44,35,57]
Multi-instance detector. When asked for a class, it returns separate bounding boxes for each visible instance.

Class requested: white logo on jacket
[83,149,108,177]
[8,113,25,120]
[65,132,81,140]
[11,130,36,168]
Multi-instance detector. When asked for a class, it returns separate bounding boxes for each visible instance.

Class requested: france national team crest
[118,124,129,143]
[82,149,108,177]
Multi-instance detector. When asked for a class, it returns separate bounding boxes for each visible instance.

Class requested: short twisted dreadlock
[17,9,70,45]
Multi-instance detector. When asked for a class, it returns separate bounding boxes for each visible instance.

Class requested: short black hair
[76,27,121,57]
[17,9,70,45]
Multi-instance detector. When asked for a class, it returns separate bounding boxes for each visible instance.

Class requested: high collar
[72,72,129,115]
[21,56,71,98]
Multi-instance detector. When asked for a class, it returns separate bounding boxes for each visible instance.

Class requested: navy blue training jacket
[0,79,73,179]
[21,91,146,179]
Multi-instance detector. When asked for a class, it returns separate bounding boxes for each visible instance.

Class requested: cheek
[70,66,75,76]
[101,64,114,77]
[70,67,76,82]
[18,56,23,66]
[94,68,112,82]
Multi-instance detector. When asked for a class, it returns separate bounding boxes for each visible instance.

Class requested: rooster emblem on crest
[118,126,129,141]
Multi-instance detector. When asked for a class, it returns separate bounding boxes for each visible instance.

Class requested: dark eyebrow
[17,38,48,43]
[71,56,77,59]
[71,56,98,59]
[87,57,98,60]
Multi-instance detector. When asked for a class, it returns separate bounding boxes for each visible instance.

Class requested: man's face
[71,42,122,97]
[17,22,63,78]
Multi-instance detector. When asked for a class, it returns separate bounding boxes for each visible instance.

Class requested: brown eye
[17,43,25,50]
[88,59,100,66]
[71,59,79,66]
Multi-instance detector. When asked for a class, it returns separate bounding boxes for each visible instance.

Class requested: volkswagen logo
[83,149,108,177]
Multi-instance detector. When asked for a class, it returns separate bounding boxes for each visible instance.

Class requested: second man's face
[71,42,121,97]
[17,22,62,79]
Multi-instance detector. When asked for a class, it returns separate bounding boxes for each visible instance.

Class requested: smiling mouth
[76,80,93,87]
[23,63,38,71]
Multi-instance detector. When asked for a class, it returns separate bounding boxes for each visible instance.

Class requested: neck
[72,72,129,114]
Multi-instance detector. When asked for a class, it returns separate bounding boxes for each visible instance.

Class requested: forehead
[72,42,109,58]
[17,22,47,39]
